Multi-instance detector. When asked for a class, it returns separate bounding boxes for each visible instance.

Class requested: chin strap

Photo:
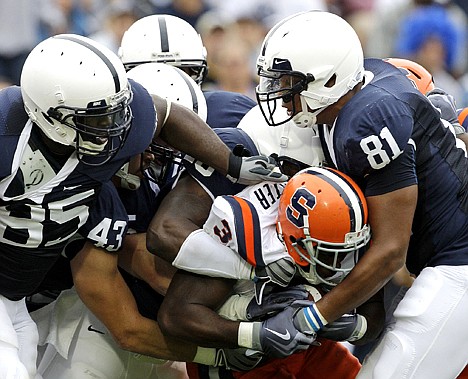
[292,97,326,128]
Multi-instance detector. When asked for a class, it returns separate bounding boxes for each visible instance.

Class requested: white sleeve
[173,228,253,279]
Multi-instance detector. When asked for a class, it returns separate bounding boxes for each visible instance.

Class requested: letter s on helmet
[21,34,133,165]
[277,167,371,287]
[256,11,364,128]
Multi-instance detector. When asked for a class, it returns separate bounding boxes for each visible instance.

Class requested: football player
[32,63,268,378]
[255,10,468,378]
[0,34,281,378]
[157,167,384,379]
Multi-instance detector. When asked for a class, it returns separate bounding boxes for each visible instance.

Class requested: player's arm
[315,184,417,324]
[117,232,176,296]
[158,269,239,347]
[70,241,197,361]
[152,95,286,185]
[146,172,211,263]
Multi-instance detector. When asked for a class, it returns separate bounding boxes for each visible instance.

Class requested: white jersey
[203,181,288,268]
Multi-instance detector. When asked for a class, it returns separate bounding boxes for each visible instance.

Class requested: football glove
[293,300,328,334]
[227,145,288,185]
[252,257,296,305]
[318,313,368,342]
[427,88,465,135]
[251,300,317,358]
[246,285,309,321]
[214,347,264,371]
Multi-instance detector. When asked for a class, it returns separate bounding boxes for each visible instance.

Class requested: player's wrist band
[303,303,328,332]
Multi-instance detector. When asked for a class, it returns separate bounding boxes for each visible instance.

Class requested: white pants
[33,288,188,379]
[0,295,39,379]
[357,265,468,379]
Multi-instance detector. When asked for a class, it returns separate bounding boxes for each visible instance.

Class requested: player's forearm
[79,281,197,361]
[157,98,230,174]
[317,244,404,323]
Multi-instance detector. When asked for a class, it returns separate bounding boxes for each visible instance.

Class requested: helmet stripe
[158,16,170,52]
[53,35,121,93]
[304,167,365,232]
[174,68,199,114]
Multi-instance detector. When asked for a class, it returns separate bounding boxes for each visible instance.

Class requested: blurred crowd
[1,0,467,105]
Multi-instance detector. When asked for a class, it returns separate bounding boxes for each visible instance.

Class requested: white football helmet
[119,14,208,84]
[119,63,208,188]
[21,34,132,165]
[256,11,364,128]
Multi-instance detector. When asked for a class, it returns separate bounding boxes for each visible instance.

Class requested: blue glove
[252,300,317,358]
[215,348,264,371]
[252,257,296,305]
[246,285,309,321]
[318,313,368,342]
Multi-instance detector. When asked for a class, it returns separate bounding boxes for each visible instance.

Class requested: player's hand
[214,347,264,371]
[293,300,328,334]
[227,145,288,185]
[252,301,317,358]
[427,88,465,135]
[246,285,309,321]
[318,313,368,342]
[252,257,296,305]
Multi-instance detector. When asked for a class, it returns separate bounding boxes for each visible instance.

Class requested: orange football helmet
[277,167,371,287]
[385,57,435,95]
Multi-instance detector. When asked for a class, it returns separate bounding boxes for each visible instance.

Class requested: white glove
[227,145,288,185]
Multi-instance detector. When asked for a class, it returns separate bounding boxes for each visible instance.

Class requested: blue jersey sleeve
[79,181,128,252]
[335,94,414,179]
[204,90,256,129]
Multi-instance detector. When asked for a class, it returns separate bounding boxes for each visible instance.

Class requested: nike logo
[265,328,291,340]
[274,58,289,65]
[87,325,105,334]
[64,185,81,191]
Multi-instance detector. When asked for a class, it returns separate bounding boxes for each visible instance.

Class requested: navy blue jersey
[77,181,129,253]
[118,179,160,233]
[0,80,155,300]
[182,127,259,198]
[325,58,468,274]
[204,90,256,129]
